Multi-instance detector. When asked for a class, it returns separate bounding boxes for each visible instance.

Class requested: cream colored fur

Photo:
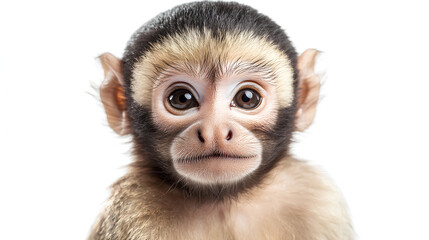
[132,29,294,109]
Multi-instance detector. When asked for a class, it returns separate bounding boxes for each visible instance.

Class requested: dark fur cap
[122,1,298,91]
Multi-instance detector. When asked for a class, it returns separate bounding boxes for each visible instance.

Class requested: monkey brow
[221,58,276,84]
[152,59,276,89]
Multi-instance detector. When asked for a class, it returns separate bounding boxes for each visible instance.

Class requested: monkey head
[98,2,320,200]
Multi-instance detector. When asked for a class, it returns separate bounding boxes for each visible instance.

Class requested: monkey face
[123,29,298,195]
[151,71,280,184]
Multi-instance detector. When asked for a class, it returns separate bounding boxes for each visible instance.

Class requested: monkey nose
[225,130,233,141]
[196,127,234,144]
[197,130,205,143]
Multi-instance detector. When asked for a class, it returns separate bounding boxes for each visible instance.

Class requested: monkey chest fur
[90,159,352,240]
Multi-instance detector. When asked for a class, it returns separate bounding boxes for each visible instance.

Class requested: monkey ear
[295,49,322,132]
[98,53,130,135]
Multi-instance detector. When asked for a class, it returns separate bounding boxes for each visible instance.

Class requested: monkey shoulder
[88,175,180,240]
[243,158,354,239]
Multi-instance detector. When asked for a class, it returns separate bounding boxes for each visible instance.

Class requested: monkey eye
[168,89,199,110]
[232,88,261,110]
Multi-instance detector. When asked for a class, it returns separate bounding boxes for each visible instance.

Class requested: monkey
[89,2,354,240]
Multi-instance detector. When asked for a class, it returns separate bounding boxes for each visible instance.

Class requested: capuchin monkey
[89,2,353,240]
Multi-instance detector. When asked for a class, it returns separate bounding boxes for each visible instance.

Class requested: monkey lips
[173,151,261,184]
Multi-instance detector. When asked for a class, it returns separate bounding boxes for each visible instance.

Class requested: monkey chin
[172,154,262,185]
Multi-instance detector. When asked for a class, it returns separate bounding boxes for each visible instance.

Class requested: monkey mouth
[173,151,262,184]
[177,152,257,164]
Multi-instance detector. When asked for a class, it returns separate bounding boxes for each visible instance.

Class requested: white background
[1,0,428,239]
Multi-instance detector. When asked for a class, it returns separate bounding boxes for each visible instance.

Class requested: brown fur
[89,157,353,240]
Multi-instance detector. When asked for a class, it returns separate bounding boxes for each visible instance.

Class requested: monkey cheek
[172,155,262,184]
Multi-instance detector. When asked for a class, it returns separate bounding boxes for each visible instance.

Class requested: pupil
[242,90,253,102]
[179,93,191,103]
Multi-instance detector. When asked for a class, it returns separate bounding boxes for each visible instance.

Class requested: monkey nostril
[197,130,205,143]
[226,130,233,141]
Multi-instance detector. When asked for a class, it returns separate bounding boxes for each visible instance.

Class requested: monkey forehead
[131,29,294,108]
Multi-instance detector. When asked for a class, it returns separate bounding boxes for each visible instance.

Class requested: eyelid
[165,82,200,102]
[230,81,266,100]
